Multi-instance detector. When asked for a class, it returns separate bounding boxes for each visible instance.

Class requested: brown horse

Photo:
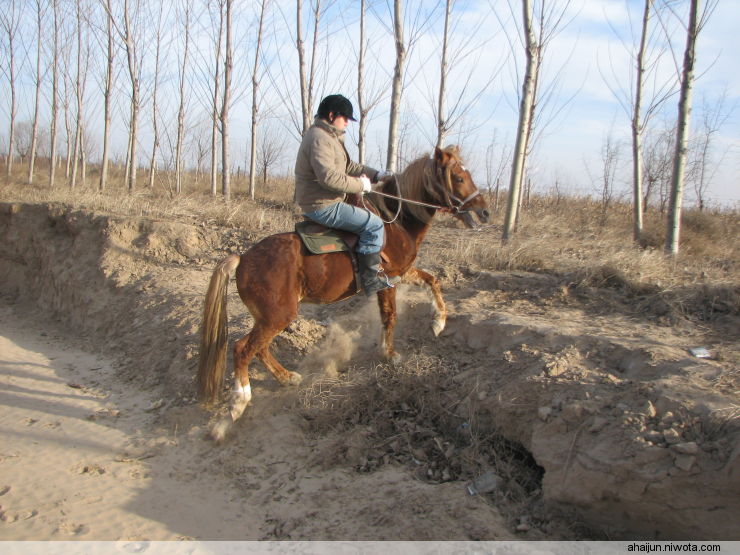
[198,145,489,441]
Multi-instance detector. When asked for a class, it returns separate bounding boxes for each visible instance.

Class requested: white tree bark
[503,0,537,243]
[175,0,191,195]
[220,0,233,201]
[435,0,452,150]
[1,0,20,178]
[666,0,701,256]
[27,0,44,185]
[248,0,268,200]
[99,0,114,191]
[49,0,60,187]
[386,0,406,172]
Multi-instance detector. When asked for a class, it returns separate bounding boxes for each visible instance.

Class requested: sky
[1,0,738,208]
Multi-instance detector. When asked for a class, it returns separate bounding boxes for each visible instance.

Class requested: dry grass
[3,161,738,319]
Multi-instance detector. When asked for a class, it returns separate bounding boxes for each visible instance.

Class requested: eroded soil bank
[1,201,738,540]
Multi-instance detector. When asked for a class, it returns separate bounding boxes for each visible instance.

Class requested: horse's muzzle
[460,207,490,228]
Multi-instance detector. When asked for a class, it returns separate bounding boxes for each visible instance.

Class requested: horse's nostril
[482,210,490,219]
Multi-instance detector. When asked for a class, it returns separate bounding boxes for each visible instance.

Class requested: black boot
[357,252,398,297]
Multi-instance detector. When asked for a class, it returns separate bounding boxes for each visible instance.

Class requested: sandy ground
[0,303,255,540]
[0,301,515,541]
[0,203,738,540]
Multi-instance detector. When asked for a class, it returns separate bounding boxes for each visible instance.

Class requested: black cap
[317,94,357,122]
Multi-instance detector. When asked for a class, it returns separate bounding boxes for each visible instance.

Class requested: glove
[360,175,372,193]
[374,169,393,183]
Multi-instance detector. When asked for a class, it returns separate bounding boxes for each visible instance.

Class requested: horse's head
[432,146,490,228]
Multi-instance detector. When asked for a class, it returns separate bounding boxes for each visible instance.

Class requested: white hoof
[389,352,402,367]
[288,371,303,385]
[210,416,233,444]
[229,383,252,421]
[432,317,446,337]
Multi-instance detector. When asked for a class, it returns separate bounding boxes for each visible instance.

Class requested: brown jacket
[294,118,378,213]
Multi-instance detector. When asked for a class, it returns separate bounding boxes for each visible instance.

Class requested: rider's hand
[360,175,372,193]
[374,169,393,183]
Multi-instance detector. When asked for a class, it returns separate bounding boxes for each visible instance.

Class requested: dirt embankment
[1,201,738,540]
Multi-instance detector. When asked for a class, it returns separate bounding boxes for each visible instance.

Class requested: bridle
[364,156,481,224]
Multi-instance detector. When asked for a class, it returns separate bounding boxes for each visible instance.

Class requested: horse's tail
[197,254,241,405]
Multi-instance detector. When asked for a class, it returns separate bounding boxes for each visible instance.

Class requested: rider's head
[317,94,357,128]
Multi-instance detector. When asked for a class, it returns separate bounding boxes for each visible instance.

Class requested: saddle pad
[295,221,353,255]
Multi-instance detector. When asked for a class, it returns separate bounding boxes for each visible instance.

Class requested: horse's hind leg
[258,346,303,386]
[211,323,271,442]
[402,267,446,336]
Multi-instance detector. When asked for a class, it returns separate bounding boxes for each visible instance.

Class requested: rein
[364,158,481,224]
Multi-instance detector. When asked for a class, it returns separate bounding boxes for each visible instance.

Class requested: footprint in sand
[0,485,10,496]
[56,521,90,536]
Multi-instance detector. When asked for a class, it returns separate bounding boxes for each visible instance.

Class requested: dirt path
[0,302,259,540]
[0,302,516,541]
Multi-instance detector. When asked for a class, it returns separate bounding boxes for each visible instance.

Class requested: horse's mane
[369,146,462,224]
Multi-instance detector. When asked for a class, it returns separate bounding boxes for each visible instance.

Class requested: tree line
[0,0,727,254]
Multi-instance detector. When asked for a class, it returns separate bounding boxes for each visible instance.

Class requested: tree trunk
[149,3,164,190]
[386,0,405,172]
[296,0,310,135]
[249,0,267,200]
[28,0,43,185]
[49,0,60,188]
[211,0,224,197]
[3,0,18,179]
[503,0,537,243]
[99,0,113,191]
[175,1,191,195]
[666,0,700,256]
[123,0,140,192]
[631,0,651,242]
[357,0,367,164]
[435,0,451,150]
[220,0,233,201]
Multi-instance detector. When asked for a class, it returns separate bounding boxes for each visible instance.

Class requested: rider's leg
[304,202,395,296]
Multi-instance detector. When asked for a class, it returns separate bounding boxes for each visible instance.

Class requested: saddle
[294,220,358,255]
[294,193,382,256]
[294,196,388,295]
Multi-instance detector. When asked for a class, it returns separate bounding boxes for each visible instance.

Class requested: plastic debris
[466,470,502,495]
[689,347,711,358]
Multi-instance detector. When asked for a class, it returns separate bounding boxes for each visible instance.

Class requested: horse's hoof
[389,352,402,367]
[432,317,446,337]
[288,371,303,385]
[210,416,233,444]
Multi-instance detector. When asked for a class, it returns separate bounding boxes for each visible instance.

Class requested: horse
[197,145,490,441]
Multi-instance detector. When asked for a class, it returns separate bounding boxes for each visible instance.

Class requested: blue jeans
[304,202,384,254]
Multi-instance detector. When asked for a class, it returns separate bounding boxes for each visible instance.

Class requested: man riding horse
[294,94,396,296]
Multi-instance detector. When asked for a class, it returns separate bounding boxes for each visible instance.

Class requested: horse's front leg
[402,267,447,336]
[377,287,400,364]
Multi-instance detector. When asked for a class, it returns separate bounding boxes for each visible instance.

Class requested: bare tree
[148,2,166,190]
[296,0,325,136]
[502,0,537,242]
[99,0,115,191]
[49,0,60,187]
[210,0,225,196]
[248,0,269,199]
[602,0,677,242]
[665,0,717,255]
[386,0,406,172]
[70,0,92,189]
[121,0,144,192]
[686,90,732,211]
[0,0,21,177]
[353,0,387,165]
[175,0,192,194]
[257,122,286,186]
[221,0,233,201]
[27,0,45,184]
